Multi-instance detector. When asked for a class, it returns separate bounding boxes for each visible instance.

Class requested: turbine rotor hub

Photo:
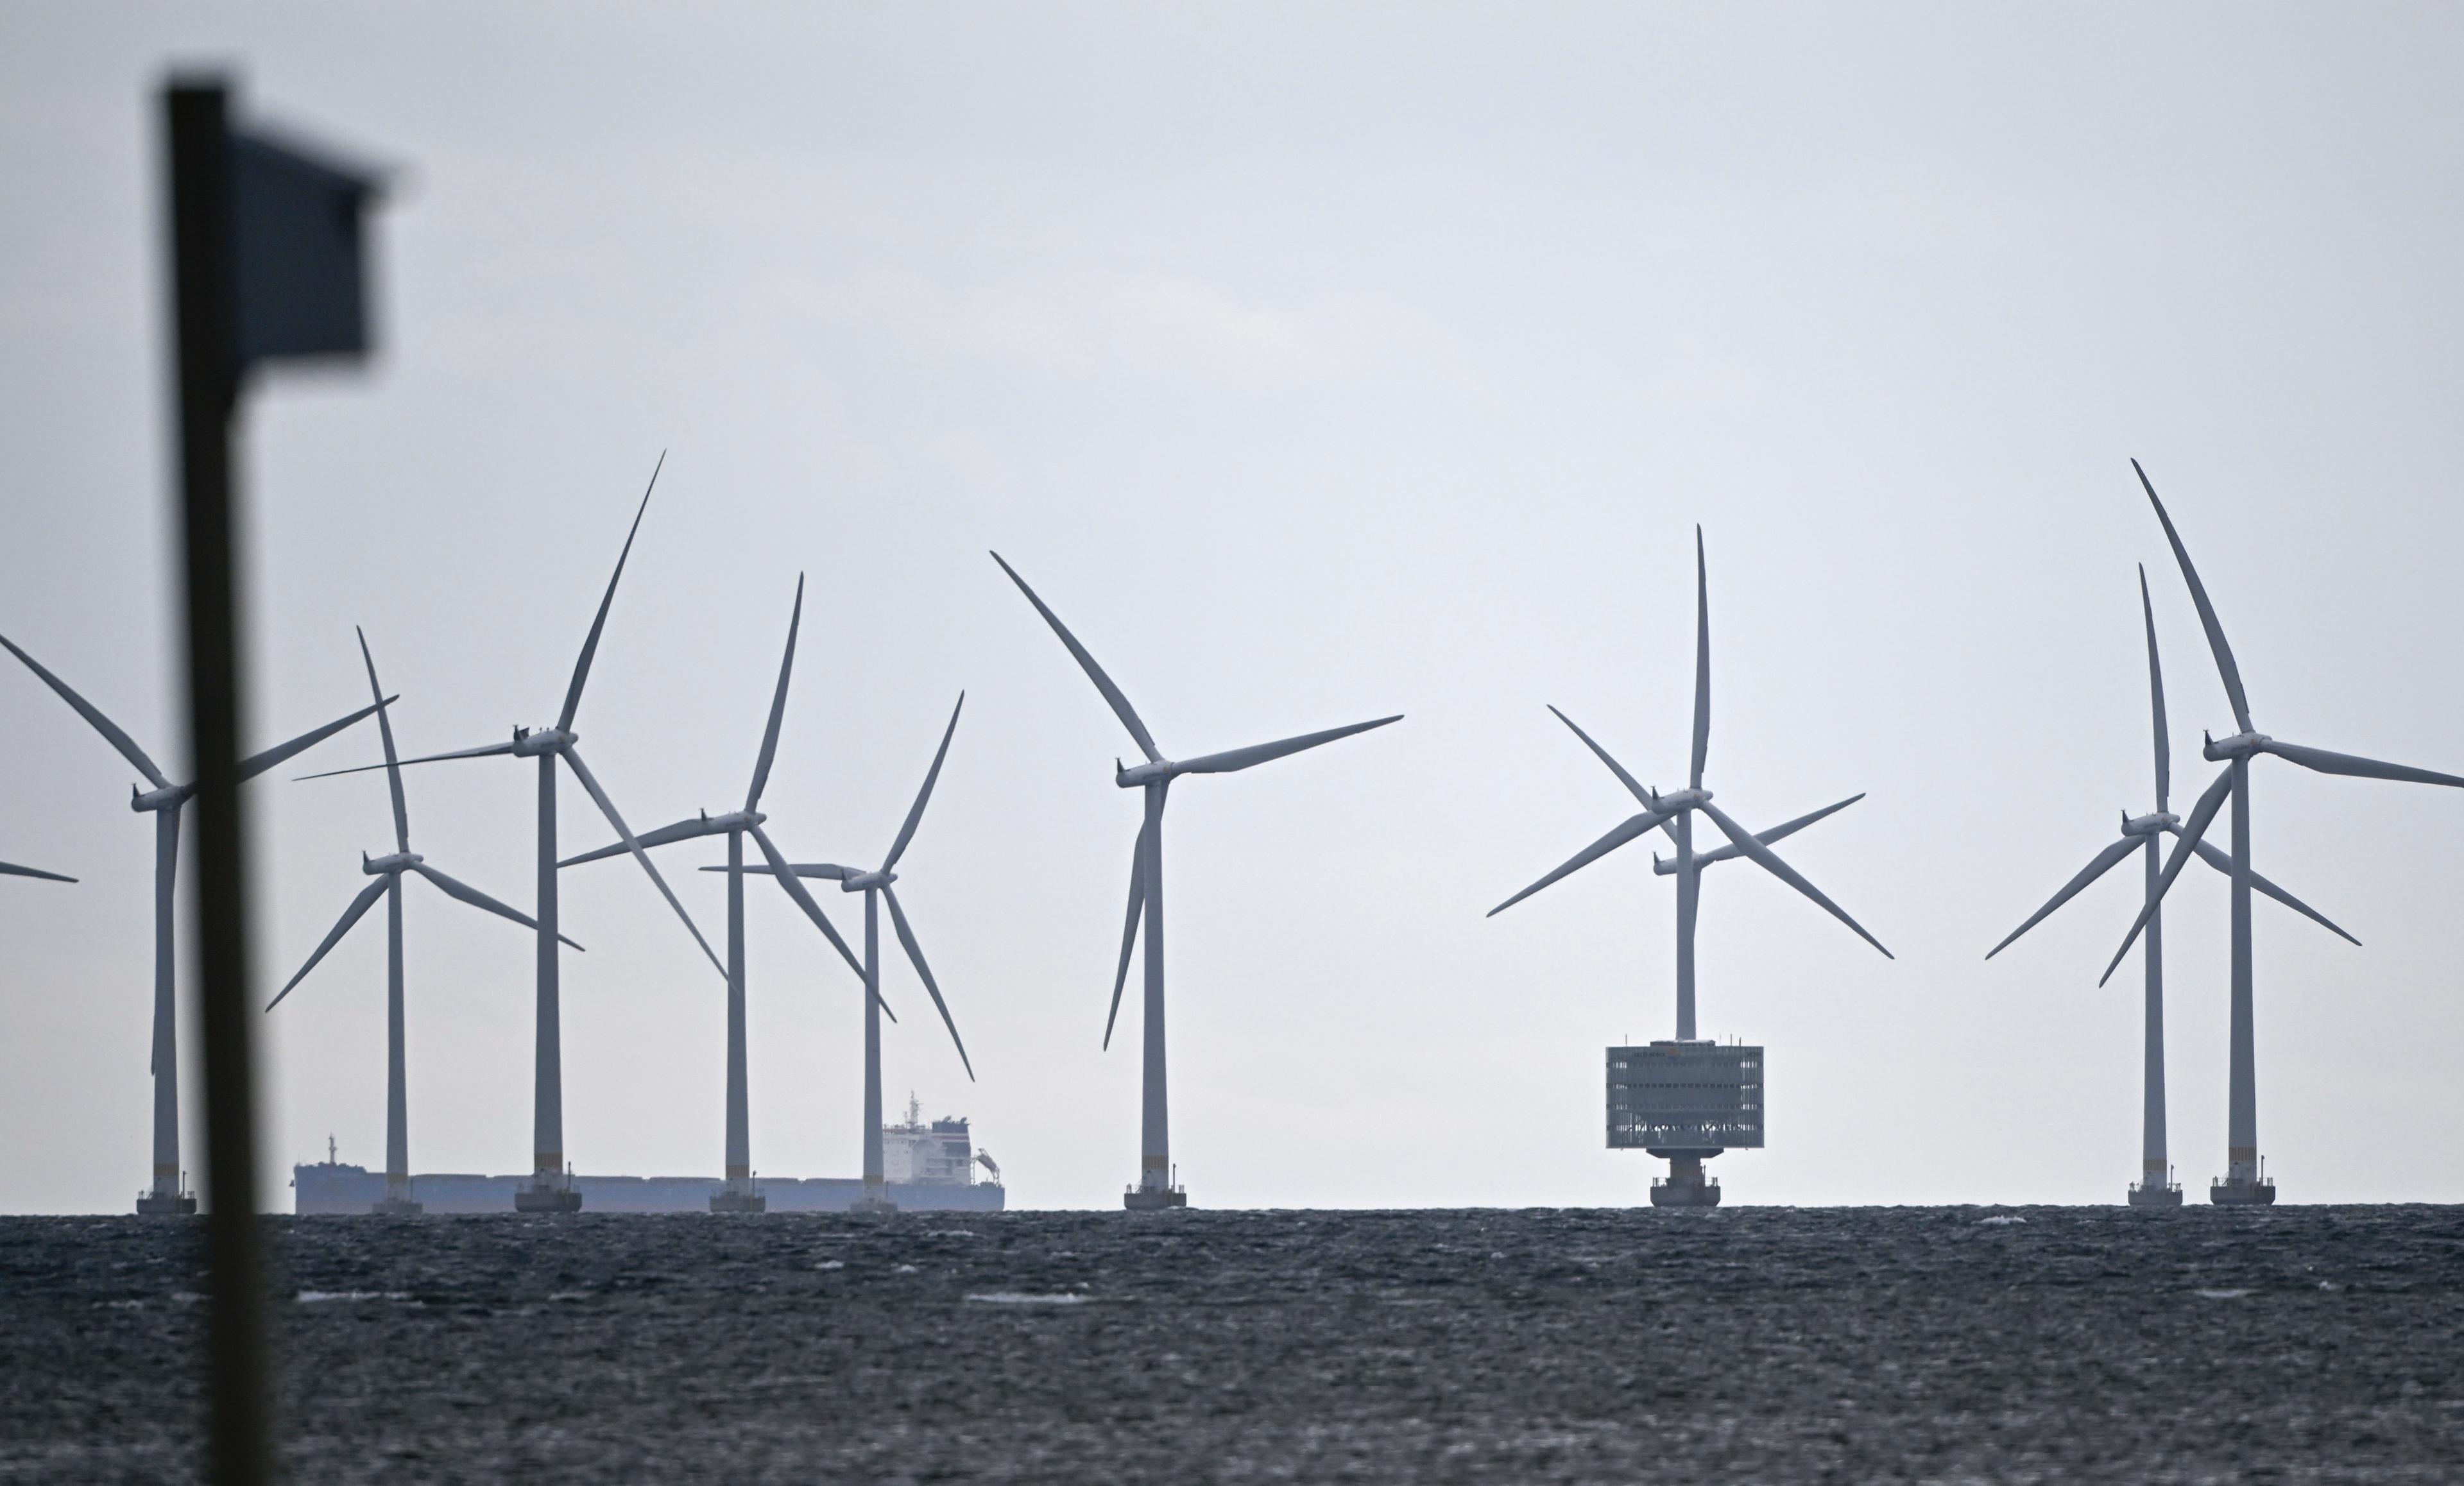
[1657,787,1712,812]
[513,727,574,757]
[1115,759,1176,787]
[363,850,424,875]
[2202,730,2270,762]
[842,869,896,892]
[2121,812,2179,837]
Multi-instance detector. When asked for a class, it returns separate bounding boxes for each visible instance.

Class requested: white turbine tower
[562,577,887,1213]
[0,632,388,1215]
[2098,461,2464,1204]
[1987,566,2356,1206]
[721,692,975,1213]
[305,457,722,1211]
[268,629,572,1214]
[1488,527,1889,1207]
[993,552,1401,1209]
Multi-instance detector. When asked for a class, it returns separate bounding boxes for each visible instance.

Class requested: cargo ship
[292,1105,1005,1215]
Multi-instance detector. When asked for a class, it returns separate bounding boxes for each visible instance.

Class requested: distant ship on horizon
[292,1100,1004,1215]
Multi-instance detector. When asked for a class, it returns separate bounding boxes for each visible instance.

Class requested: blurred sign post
[162,74,384,1486]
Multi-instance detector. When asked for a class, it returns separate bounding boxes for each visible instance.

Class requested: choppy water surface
[3,1205,2460,1482]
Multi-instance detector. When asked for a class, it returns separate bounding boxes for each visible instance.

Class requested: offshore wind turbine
[268,629,572,1215]
[2097,461,2464,1204]
[720,692,975,1213]
[0,631,388,1215]
[993,552,1401,1209]
[305,457,722,1211]
[1488,527,1888,1206]
[561,576,880,1213]
[1986,566,2357,1207]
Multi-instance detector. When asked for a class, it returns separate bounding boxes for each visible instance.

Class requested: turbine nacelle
[1115,758,1176,788]
[362,850,424,875]
[2121,810,2179,837]
[699,809,764,833]
[2202,730,2270,762]
[130,782,193,814]
[511,726,574,757]
[840,868,896,893]
[1656,787,1712,812]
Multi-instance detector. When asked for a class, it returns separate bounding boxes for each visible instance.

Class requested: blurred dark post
[162,73,384,1486]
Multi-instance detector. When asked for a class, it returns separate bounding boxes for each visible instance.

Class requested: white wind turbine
[561,577,894,1213]
[304,457,721,1210]
[721,692,974,1213]
[268,629,574,1214]
[1985,565,2356,1206]
[1488,527,1889,1204]
[993,551,1401,1209]
[0,631,388,1214]
[2096,461,2464,1203]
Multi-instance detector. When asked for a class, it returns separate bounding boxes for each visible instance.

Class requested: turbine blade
[0,632,169,788]
[410,862,579,948]
[1698,799,1892,959]
[1983,835,2138,961]
[558,451,663,733]
[1488,810,1668,918]
[2260,738,2464,789]
[2179,837,2360,946]
[0,860,76,883]
[697,861,853,879]
[748,823,866,980]
[237,696,395,781]
[884,693,964,870]
[266,877,388,1010]
[746,574,803,811]
[2139,565,2169,814]
[1691,525,1710,789]
[562,745,723,978]
[1690,794,1864,870]
[1172,714,1401,776]
[296,737,514,781]
[989,551,1161,762]
[884,885,973,1081]
[356,628,411,853]
[1546,706,1655,809]
[558,814,722,868]
[1105,819,1148,1050]
[2134,459,2252,733]
[2100,764,2233,985]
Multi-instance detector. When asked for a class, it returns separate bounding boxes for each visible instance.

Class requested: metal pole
[862,888,884,1200]
[384,872,408,1200]
[724,828,749,1187]
[1672,810,1698,1041]
[2141,835,2167,1193]
[2227,756,2258,1187]
[1139,781,1169,1194]
[166,75,273,1486]
[533,753,561,1188]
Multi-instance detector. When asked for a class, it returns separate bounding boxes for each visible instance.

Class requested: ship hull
[295,1163,1004,1215]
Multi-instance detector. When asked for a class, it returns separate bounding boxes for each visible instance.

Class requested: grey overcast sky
[4,3,2463,1213]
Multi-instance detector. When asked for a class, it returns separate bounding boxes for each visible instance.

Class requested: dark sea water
[3,1206,2460,1483]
